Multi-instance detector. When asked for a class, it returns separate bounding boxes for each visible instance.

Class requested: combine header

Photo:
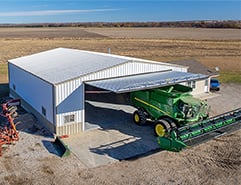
[157,107,241,152]
[0,99,21,156]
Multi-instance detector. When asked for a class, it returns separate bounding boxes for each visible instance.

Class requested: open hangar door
[84,85,133,131]
[84,70,207,131]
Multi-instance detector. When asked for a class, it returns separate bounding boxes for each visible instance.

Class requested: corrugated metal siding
[9,48,187,85]
[85,71,207,93]
[56,80,84,127]
[56,122,82,136]
[10,89,56,133]
[191,80,206,95]
[55,60,187,134]
[8,63,54,123]
[82,61,185,82]
[56,78,81,105]
[9,48,128,84]
[56,110,83,127]
[9,48,189,135]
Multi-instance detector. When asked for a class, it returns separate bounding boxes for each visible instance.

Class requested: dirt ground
[0,83,240,185]
[0,27,240,184]
[85,27,241,40]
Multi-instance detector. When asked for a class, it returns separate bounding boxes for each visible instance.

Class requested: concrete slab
[62,127,159,168]
[194,92,220,100]
[62,100,160,168]
[61,91,220,168]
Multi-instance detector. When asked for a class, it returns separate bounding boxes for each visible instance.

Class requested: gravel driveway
[0,83,240,185]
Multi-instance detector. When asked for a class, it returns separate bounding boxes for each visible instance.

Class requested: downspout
[82,83,85,132]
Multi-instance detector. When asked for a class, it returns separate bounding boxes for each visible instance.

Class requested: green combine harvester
[130,84,241,152]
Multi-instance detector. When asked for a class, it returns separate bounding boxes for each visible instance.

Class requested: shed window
[187,81,196,89]
[191,81,196,88]
[205,79,208,86]
[64,114,75,124]
[42,106,46,117]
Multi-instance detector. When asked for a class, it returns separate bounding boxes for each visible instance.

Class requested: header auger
[157,107,241,152]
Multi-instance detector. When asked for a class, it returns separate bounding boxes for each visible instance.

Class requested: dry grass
[0,27,240,83]
[0,39,240,64]
[85,27,241,40]
[1,27,240,40]
[0,63,8,83]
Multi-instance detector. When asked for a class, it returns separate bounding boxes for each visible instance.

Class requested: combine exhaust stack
[157,107,241,152]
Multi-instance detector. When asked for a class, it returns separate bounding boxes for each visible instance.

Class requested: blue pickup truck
[210,78,220,91]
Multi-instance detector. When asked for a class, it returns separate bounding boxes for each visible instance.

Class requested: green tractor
[130,84,209,137]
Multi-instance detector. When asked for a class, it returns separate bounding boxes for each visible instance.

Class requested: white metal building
[8,48,207,136]
[167,59,219,96]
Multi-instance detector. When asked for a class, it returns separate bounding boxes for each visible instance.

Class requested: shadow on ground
[1,90,59,157]
[85,101,160,161]
[0,83,9,97]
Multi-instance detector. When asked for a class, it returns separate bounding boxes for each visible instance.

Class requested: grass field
[0,63,8,83]
[0,27,240,83]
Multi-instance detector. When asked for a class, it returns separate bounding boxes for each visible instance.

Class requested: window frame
[191,81,196,89]
[187,81,196,89]
[42,106,46,117]
[64,114,75,124]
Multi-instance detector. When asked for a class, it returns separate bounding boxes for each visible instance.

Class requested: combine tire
[163,117,177,129]
[133,109,146,126]
[154,119,171,137]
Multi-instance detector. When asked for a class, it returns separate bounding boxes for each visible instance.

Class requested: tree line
[0,20,240,29]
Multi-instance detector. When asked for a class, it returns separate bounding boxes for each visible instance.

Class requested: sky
[0,0,240,24]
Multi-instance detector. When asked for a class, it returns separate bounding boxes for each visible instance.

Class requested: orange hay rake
[0,99,21,156]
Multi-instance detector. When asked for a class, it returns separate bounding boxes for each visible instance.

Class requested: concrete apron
[61,100,160,168]
[62,127,160,168]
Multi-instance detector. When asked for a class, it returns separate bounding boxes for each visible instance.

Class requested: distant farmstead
[8,48,208,136]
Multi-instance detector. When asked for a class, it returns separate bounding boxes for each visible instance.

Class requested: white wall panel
[9,63,54,123]
[9,55,187,135]
[81,61,186,82]
[55,61,186,129]
[55,80,84,127]
[56,78,82,105]
[191,80,206,95]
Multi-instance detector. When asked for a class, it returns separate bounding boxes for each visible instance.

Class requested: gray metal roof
[85,71,208,93]
[167,59,219,77]
[8,48,129,84]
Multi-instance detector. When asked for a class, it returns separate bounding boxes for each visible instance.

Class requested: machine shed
[8,48,207,136]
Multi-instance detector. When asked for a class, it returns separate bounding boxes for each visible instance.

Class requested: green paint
[157,107,241,152]
[131,84,209,123]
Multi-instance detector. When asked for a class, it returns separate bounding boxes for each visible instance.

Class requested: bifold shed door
[85,71,207,93]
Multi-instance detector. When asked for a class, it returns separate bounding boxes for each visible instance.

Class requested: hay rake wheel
[0,99,21,156]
